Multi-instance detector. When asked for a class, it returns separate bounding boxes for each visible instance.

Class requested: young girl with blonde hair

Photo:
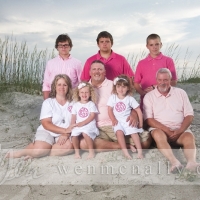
[71,81,99,159]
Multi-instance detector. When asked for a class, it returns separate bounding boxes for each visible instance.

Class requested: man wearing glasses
[42,34,82,100]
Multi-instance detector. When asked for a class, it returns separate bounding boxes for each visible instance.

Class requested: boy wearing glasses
[43,34,82,100]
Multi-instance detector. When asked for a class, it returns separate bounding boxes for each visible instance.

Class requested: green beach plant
[0,36,55,95]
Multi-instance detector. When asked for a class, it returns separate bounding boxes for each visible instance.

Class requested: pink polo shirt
[42,55,82,91]
[143,87,194,130]
[89,78,113,127]
[134,53,177,90]
[81,50,134,81]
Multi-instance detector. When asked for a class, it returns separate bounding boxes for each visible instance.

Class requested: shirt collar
[58,54,71,60]
[154,86,173,98]
[96,50,116,59]
[89,78,111,88]
[147,52,163,61]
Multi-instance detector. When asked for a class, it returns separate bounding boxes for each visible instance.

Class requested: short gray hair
[156,68,172,79]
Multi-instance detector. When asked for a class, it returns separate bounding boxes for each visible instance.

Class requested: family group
[8,31,199,173]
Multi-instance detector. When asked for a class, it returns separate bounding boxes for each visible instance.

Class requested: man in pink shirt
[134,34,177,109]
[43,34,82,100]
[80,60,151,151]
[80,31,134,82]
[143,68,199,172]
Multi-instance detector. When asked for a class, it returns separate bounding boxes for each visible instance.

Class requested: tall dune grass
[0,36,55,94]
[0,37,200,95]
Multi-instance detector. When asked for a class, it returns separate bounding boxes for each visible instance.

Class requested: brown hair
[112,75,134,96]
[73,81,96,103]
[49,74,73,101]
[96,31,113,45]
[55,34,73,48]
[146,33,161,44]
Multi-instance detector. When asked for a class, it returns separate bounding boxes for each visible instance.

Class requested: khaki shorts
[34,130,59,145]
[149,127,193,134]
[149,127,193,147]
[97,126,150,146]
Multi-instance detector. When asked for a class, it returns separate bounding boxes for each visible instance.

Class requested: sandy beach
[0,83,200,199]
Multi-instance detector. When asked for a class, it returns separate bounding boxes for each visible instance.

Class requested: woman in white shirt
[7,74,75,158]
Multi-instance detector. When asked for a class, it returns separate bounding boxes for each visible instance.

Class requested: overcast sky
[0,0,200,69]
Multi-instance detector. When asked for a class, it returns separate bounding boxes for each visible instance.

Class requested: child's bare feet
[137,153,143,159]
[87,152,95,160]
[124,152,132,160]
[74,153,81,159]
[130,145,137,152]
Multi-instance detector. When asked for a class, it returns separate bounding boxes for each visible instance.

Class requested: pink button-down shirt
[143,87,194,130]
[81,51,134,81]
[89,78,113,127]
[42,55,82,91]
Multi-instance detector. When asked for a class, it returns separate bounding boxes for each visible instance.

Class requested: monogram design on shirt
[68,106,72,113]
[78,107,89,118]
[115,102,126,112]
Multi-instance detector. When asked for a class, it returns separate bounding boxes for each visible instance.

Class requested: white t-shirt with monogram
[37,98,74,137]
[107,94,143,135]
[107,94,139,122]
[71,101,99,140]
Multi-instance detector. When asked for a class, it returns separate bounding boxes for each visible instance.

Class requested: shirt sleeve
[89,102,99,113]
[134,61,142,83]
[122,57,135,77]
[166,57,177,81]
[80,59,91,81]
[181,90,194,117]
[129,96,139,109]
[143,94,154,120]
[107,95,114,107]
[40,99,53,120]
[71,104,77,115]
[42,61,51,91]
[76,61,83,84]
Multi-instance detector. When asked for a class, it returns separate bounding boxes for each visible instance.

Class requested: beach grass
[0,37,200,95]
[0,36,55,95]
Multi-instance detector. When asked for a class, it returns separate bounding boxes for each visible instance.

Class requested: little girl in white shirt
[71,81,99,159]
[107,75,144,159]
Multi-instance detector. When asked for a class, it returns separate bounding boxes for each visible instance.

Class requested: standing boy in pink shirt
[134,34,177,108]
[43,34,82,100]
[80,31,134,82]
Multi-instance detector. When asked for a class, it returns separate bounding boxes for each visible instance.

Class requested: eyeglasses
[57,44,70,48]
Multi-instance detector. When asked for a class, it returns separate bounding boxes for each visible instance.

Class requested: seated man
[80,60,151,152]
[143,68,199,172]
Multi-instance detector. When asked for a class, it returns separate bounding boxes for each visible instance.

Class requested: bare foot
[5,150,21,158]
[170,161,184,174]
[137,153,144,159]
[87,152,95,160]
[130,145,137,153]
[124,153,132,160]
[186,162,200,172]
[24,155,33,160]
[74,154,81,159]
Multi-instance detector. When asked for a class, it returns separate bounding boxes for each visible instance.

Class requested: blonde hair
[112,74,134,96]
[49,74,73,101]
[73,81,96,103]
